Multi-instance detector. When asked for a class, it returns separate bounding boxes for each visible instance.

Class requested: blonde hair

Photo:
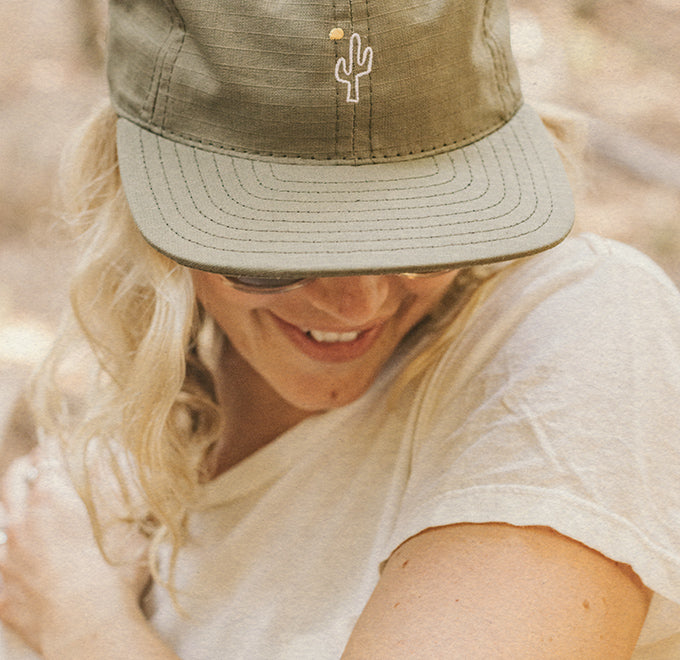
[32,104,221,588]
[31,101,581,596]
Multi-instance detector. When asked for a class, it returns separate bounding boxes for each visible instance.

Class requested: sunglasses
[221,270,452,294]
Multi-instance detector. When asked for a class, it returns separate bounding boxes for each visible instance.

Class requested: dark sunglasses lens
[224,275,307,290]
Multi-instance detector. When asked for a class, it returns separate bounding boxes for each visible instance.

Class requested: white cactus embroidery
[334,33,373,103]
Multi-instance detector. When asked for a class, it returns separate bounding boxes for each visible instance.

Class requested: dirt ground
[1,0,679,429]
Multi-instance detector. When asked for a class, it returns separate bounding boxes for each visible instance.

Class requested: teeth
[307,329,360,343]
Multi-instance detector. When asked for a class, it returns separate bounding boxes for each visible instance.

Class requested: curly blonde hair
[31,104,222,587]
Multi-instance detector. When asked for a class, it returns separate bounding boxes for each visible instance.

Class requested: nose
[305,276,391,326]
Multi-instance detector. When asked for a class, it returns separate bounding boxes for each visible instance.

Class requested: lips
[270,314,385,363]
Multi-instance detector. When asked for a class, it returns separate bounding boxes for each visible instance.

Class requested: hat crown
[108,0,522,162]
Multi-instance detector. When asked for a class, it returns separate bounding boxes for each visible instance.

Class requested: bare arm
[342,523,652,659]
[0,455,180,660]
[38,608,181,660]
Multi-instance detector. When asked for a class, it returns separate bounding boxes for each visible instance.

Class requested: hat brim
[116,104,574,277]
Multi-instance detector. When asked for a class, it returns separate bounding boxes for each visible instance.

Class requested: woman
[1,0,680,657]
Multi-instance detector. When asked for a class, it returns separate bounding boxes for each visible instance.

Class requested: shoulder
[499,232,679,304]
[344,522,651,659]
[450,233,680,364]
[406,233,680,420]
[380,236,680,655]
[406,232,680,485]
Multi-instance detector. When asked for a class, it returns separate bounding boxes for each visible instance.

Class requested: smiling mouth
[270,313,385,363]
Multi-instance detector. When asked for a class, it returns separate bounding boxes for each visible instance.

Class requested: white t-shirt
[3,233,680,658]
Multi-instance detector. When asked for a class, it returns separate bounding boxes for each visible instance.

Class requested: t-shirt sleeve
[388,235,680,650]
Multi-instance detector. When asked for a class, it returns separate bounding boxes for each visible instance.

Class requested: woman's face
[192,271,459,413]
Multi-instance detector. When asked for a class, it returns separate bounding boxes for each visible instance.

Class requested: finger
[1,457,38,519]
[35,429,69,479]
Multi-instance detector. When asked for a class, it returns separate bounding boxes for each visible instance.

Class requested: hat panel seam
[349,0,357,158]
[155,0,187,131]
[143,0,175,123]
[482,0,516,119]
[365,0,375,157]
[140,2,168,122]
[108,2,177,125]
[482,0,505,116]
[332,0,341,159]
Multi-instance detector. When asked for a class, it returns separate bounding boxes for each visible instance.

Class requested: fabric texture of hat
[109,0,574,276]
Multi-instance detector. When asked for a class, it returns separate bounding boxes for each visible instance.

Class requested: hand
[0,452,150,656]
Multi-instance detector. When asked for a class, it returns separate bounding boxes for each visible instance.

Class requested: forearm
[0,456,167,659]
[42,605,180,660]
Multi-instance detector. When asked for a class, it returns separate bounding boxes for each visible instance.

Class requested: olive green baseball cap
[109,0,573,277]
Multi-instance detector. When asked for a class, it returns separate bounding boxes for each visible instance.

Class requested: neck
[209,342,313,476]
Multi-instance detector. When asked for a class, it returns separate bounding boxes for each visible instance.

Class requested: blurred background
[1,0,679,429]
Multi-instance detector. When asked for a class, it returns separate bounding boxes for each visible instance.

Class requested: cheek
[191,273,285,375]
[191,273,270,364]
[191,271,259,323]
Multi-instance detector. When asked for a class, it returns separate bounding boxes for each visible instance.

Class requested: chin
[283,381,372,413]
